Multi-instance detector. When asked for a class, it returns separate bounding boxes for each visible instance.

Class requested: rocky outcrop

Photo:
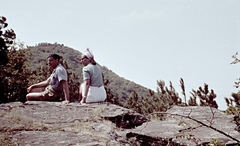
[128,106,240,145]
[0,101,148,146]
[0,102,239,146]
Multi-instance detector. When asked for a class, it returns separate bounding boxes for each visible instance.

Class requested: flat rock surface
[130,106,240,145]
[0,101,146,146]
[0,102,239,146]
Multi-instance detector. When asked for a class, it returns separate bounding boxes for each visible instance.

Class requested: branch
[206,106,215,125]
[150,112,240,143]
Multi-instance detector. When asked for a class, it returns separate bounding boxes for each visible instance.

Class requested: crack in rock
[104,113,149,129]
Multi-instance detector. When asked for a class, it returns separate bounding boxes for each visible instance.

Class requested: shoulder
[56,64,65,69]
[56,64,67,73]
[83,63,94,70]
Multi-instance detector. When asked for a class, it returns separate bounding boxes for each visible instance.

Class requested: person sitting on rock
[79,48,106,104]
[26,53,70,103]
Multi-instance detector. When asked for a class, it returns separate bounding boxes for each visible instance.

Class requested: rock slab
[0,102,239,146]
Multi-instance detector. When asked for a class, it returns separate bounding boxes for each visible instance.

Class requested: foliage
[1,40,222,120]
[0,16,222,118]
[138,91,167,119]
[171,110,240,144]
[2,38,221,114]
[0,16,29,103]
[26,45,81,101]
[231,52,240,89]
[124,78,221,119]
[225,92,240,115]
[104,77,122,106]
[225,51,240,131]
[0,134,18,146]
[67,71,80,101]
[0,16,16,66]
[27,63,50,88]
[156,80,182,108]
[0,43,32,103]
[231,52,240,65]
[190,83,218,108]
[180,78,187,106]
[124,80,183,119]
[125,90,166,119]
[188,95,198,106]
[2,44,32,103]
[26,43,150,103]
[209,138,225,146]
[225,92,240,132]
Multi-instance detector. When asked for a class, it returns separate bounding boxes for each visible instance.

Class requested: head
[47,53,61,69]
[80,54,91,66]
[81,48,96,66]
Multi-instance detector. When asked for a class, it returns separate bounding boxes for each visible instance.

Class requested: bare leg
[79,83,83,100]
[26,93,45,101]
[30,87,45,93]
[26,87,45,101]
[79,83,86,104]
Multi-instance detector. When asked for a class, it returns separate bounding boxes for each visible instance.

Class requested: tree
[157,80,182,107]
[225,52,240,131]
[188,90,198,106]
[231,52,240,110]
[124,80,184,119]
[28,54,81,102]
[231,52,240,88]
[67,71,80,101]
[0,16,16,66]
[225,92,240,115]
[104,77,122,106]
[0,16,17,103]
[2,44,31,102]
[190,83,218,109]
[180,78,187,106]
[0,16,33,103]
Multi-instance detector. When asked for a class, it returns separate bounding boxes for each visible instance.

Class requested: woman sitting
[79,48,106,104]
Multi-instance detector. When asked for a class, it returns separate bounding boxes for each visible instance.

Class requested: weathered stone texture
[0,102,239,146]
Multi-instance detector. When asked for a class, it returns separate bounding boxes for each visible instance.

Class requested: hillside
[26,42,151,103]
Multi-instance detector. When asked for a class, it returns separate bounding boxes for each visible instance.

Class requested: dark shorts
[41,86,62,101]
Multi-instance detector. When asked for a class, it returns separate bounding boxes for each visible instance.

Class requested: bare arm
[61,80,70,102]
[81,79,90,104]
[27,78,50,93]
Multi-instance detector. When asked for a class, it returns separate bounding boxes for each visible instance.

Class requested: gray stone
[129,106,240,145]
[0,102,239,146]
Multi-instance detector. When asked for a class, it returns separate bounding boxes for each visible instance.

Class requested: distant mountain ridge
[27,42,151,103]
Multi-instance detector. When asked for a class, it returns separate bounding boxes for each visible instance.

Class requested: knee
[26,94,34,101]
[26,94,30,101]
[80,83,84,88]
[79,83,84,92]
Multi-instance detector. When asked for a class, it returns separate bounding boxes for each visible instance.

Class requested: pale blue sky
[1,0,240,110]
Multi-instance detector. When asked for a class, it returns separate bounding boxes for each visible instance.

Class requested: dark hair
[47,53,61,60]
[90,58,97,65]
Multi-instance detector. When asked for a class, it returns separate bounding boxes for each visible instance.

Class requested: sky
[1,0,240,110]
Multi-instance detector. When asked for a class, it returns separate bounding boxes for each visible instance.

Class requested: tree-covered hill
[27,42,151,103]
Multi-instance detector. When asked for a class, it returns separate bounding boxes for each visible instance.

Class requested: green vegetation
[0,16,219,112]
[1,15,240,145]
[223,52,240,131]
[0,16,29,103]
[26,42,150,103]
[1,15,239,122]
[25,43,221,116]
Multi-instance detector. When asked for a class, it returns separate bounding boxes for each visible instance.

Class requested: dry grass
[0,134,18,146]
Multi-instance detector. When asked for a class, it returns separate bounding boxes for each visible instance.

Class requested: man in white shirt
[26,53,70,102]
